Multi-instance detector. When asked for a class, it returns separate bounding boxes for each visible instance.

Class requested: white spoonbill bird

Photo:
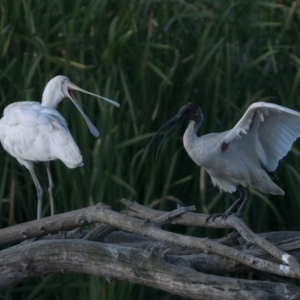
[0,75,120,219]
[148,102,300,220]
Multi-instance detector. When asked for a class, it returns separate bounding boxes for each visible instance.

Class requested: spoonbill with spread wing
[148,102,300,220]
[0,75,120,219]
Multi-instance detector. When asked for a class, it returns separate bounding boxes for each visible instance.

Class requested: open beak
[67,82,120,108]
[147,109,186,158]
[64,81,120,138]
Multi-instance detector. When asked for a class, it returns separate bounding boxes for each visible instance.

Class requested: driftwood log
[1,200,300,299]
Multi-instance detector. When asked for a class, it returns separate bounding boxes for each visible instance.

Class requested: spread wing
[222,102,300,171]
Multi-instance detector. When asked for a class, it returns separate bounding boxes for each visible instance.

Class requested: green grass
[1,0,300,298]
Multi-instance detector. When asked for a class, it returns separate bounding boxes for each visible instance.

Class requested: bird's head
[41,75,120,138]
[176,102,203,123]
[147,102,203,157]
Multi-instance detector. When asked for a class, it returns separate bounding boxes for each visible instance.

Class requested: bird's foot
[206,212,242,222]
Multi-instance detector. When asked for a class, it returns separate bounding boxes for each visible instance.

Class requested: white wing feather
[223,102,300,171]
[0,102,83,169]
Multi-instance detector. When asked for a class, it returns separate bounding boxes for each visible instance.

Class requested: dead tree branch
[2,239,300,300]
[121,199,300,273]
[0,202,299,278]
[1,201,300,299]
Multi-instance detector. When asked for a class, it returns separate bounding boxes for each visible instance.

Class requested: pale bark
[1,239,300,300]
[1,202,300,299]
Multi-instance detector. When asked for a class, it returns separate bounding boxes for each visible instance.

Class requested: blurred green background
[1,0,300,298]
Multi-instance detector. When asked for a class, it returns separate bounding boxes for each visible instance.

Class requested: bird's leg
[222,187,245,216]
[206,186,245,222]
[235,187,250,217]
[45,162,55,216]
[29,169,43,220]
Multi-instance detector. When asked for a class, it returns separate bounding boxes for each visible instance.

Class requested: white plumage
[149,102,300,218]
[0,75,120,219]
[0,102,82,169]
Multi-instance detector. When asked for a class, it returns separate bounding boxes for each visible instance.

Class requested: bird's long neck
[41,83,63,109]
[183,119,202,154]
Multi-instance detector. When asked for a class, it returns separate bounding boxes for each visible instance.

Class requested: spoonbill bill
[148,102,300,220]
[0,75,120,219]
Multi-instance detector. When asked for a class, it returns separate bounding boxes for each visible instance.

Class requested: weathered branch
[120,198,223,227]
[121,199,300,273]
[1,239,300,300]
[1,202,300,299]
[0,204,110,246]
[151,205,196,226]
[0,203,299,278]
[83,224,116,241]
[226,216,300,272]
[17,230,300,275]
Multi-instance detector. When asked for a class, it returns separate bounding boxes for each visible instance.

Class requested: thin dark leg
[206,186,247,222]
[45,162,55,216]
[222,186,245,215]
[29,169,43,220]
[236,187,250,216]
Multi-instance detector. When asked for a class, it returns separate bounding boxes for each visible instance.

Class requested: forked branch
[121,198,300,273]
[0,202,300,299]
